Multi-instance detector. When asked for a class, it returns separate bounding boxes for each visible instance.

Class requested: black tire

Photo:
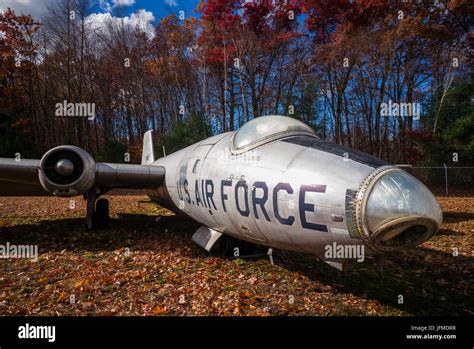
[93,198,109,229]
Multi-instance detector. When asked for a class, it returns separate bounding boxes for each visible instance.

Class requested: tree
[0,8,40,157]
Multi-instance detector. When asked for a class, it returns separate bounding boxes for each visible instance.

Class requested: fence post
[443,163,448,196]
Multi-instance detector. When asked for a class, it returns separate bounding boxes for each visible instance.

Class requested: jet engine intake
[38,146,95,197]
[355,166,443,253]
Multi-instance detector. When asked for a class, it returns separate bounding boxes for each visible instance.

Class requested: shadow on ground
[274,247,473,316]
[0,213,472,316]
[442,211,474,223]
[0,214,200,254]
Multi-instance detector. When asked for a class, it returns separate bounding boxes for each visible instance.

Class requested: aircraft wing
[0,146,165,197]
[0,159,47,196]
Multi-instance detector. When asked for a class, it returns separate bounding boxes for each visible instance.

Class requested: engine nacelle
[38,146,96,197]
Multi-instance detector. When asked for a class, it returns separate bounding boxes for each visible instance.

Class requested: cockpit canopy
[232,115,316,153]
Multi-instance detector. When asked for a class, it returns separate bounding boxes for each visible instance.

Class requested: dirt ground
[0,192,472,316]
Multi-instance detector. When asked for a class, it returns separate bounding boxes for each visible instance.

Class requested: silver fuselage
[147,131,442,259]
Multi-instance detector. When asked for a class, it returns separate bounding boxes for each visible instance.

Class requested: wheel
[93,198,109,229]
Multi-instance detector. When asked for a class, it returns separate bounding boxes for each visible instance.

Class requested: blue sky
[0,0,201,24]
[0,0,202,39]
[103,0,201,23]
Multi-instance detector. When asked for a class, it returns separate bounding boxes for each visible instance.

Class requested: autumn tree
[0,8,40,157]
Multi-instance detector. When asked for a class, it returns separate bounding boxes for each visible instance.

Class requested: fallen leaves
[0,193,471,316]
[74,278,89,290]
[247,277,257,285]
[152,306,167,315]
[57,291,67,303]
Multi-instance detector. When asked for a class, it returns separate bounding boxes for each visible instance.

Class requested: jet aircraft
[0,115,442,270]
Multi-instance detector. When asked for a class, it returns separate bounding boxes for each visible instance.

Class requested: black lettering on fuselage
[180,177,328,232]
[299,184,328,232]
[273,182,295,226]
[177,180,183,200]
[201,180,208,208]
[235,180,250,217]
[184,179,191,203]
[205,180,217,210]
[221,180,232,212]
[252,181,270,221]
[195,179,202,206]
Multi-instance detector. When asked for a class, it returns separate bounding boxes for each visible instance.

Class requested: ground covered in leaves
[0,192,472,316]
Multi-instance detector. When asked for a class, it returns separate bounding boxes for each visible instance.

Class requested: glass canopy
[232,115,315,151]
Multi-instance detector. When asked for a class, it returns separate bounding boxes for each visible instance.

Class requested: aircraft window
[192,159,201,173]
[232,115,315,153]
[283,136,389,168]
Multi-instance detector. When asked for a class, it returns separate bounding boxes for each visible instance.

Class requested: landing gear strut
[85,189,109,230]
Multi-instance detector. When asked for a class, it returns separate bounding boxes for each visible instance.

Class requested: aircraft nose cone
[358,168,442,252]
[55,159,74,176]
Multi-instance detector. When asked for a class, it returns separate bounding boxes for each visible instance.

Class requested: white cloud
[0,0,59,19]
[1,0,138,19]
[164,0,178,6]
[98,0,113,13]
[0,0,155,38]
[112,0,136,7]
[85,9,156,39]
[99,0,135,13]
